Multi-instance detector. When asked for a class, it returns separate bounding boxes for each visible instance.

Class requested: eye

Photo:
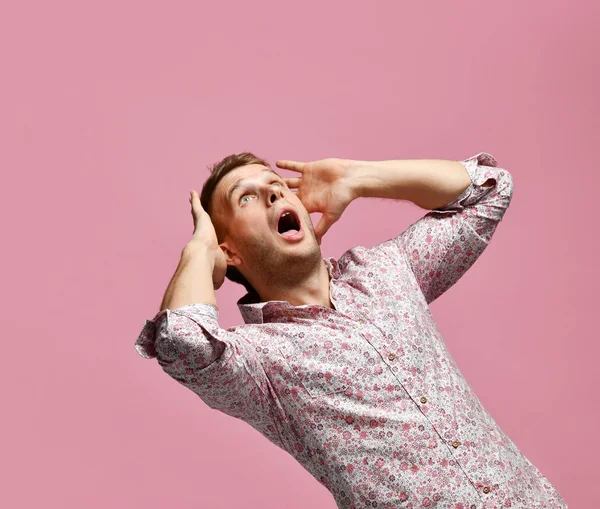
[240,194,255,205]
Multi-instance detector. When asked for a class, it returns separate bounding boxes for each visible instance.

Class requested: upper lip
[274,206,301,232]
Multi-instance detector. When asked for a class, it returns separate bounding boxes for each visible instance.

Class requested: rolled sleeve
[373,152,514,305]
[134,303,221,363]
[133,303,275,425]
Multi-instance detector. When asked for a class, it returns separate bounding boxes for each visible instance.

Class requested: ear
[219,239,243,268]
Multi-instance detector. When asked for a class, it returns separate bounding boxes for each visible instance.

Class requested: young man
[135,152,567,509]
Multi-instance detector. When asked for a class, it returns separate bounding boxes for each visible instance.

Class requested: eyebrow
[227,168,281,203]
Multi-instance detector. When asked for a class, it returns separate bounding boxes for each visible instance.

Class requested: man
[135,152,567,509]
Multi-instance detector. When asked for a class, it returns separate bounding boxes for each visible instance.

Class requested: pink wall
[2,0,597,507]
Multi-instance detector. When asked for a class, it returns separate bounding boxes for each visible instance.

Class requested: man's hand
[188,190,227,289]
[275,158,358,243]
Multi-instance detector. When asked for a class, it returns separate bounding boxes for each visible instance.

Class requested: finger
[284,177,301,189]
[190,189,203,209]
[275,160,305,173]
[190,190,205,221]
[314,213,337,243]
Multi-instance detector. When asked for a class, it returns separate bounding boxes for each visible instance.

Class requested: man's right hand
[188,190,228,290]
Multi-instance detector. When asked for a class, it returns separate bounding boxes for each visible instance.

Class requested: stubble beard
[243,223,322,291]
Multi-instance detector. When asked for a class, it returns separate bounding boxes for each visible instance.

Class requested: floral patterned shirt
[135,152,568,509]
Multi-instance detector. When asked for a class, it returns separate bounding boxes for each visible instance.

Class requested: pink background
[2,0,597,507]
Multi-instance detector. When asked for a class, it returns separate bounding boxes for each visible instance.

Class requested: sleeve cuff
[434,152,498,212]
[134,303,219,359]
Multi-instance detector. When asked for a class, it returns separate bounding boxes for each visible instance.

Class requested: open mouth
[276,209,304,241]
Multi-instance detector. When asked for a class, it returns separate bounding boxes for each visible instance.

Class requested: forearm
[160,243,218,312]
[348,158,489,210]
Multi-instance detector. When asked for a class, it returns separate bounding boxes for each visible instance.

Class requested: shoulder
[336,238,409,273]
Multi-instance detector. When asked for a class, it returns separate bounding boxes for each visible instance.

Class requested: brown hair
[200,152,270,295]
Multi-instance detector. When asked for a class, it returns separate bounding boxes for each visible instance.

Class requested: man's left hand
[275,157,358,243]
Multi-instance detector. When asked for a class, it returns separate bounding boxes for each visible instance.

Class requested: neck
[256,258,333,308]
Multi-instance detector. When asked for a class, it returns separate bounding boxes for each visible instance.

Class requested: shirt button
[482,486,491,494]
[420,396,427,403]
[451,440,461,448]
[387,353,396,361]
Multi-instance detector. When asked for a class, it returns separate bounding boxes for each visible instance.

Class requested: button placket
[358,320,404,386]
[358,316,397,360]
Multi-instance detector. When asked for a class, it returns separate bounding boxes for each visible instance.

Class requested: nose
[267,183,283,204]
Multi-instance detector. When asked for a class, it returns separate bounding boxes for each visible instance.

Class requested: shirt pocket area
[277,330,365,398]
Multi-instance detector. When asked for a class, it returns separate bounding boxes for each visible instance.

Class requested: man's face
[212,164,321,288]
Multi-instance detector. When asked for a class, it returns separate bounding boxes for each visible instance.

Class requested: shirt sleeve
[377,152,514,305]
[134,303,283,436]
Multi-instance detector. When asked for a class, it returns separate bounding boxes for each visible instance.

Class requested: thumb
[314,213,337,244]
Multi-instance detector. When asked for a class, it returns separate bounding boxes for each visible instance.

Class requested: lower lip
[277,225,304,242]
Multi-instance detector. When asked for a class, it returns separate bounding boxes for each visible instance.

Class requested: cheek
[288,193,306,210]
[288,195,311,221]
[235,210,270,236]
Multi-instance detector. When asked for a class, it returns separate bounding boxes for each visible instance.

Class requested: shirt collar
[237,257,340,324]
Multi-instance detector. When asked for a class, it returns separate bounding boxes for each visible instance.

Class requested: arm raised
[347,156,495,209]
[134,191,282,440]
[362,152,514,304]
[160,189,227,311]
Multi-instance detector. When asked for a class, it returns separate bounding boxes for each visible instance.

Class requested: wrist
[182,241,217,266]
[345,160,381,200]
